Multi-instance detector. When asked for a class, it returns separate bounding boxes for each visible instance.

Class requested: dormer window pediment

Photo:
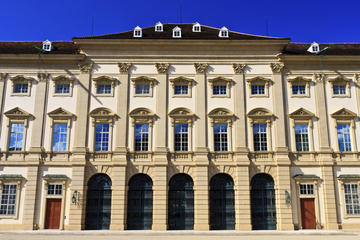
[173,26,181,38]
[192,22,201,32]
[219,26,229,38]
[155,22,163,32]
[133,26,142,38]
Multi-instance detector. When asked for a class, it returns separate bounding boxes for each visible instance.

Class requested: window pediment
[129,108,155,126]
[131,76,156,85]
[52,75,75,83]
[90,107,116,124]
[208,77,233,84]
[247,108,273,121]
[246,76,272,84]
[48,107,75,119]
[169,108,195,125]
[10,75,35,83]
[328,76,352,83]
[289,108,315,120]
[92,76,118,83]
[5,107,32,120]
[331,108,357,120]
[169,76,194,86]
[208,108,234,125]
[287,76,312,83]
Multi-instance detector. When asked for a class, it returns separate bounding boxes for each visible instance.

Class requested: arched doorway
[85,174,112,230]
[209,173,235,230]
[168,173,194,230]
[127,174,153,230]
[250,173,276,230]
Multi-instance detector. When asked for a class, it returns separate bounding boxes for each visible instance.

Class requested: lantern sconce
[72,190,80,205]
[285,190,291,205]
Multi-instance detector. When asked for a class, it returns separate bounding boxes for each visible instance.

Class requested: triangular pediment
[247,108,273,119]
[331,108,357,119]
[48,107,74,118]
[5,107,32,119]
[289,108,315,119]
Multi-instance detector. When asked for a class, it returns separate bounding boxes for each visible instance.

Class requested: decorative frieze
[232,64,247,74]
[118,63,132,74]
[270,63,285,73]
[194,63,208,73]
[155,63,170,74]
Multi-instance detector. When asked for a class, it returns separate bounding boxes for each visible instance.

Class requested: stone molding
[155,63,170,74]
[208,108,234,126]
[118,63,132,74]
[314,73,325,83]
[89,107,116,125]
[289,108,315,120]
[194,63,208,73]
[331,108,357,121]
[48,107,75,120]
[232,64,247,74]
[129,107,155,126]
[4,107,32,120]
[78,62,93,73]
[247,108,273,123]
[270,63,285,73]
[169,107,195,126]
[37,73,50,82]
[0,73,8,81]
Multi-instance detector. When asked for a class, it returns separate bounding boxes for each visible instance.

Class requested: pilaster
[72,62,93,160]
[22,165,40,229]
[235,165,251,230]
[0,73,8,147]
[110,166,126,230]
[275,165,294,230]
[152,165,167,230]
[194,165,209,230]
[354,73,360,118]
[321,165,339,229]
[66,165,86,230]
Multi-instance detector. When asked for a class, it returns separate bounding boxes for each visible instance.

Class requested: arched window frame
[247,108,273,152]
[52,75,75,97]
[328,76,352,98]
[331,108,357,153]
[169,76,194,98]
[287,76,312,98]
[92,76,118,97]
[129,108,155,153]
[289,108,315,152]
[246,76,272,98]
[10,75,35,96]
[208,76,233,98]
[208,108,234,152]
[131,76,156,97]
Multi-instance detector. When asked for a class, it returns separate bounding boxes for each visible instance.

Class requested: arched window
[210,173,235,230]
[250,173,276,230]
[168,174,194,230]
[85,174,112,230]
[127,174,153,230]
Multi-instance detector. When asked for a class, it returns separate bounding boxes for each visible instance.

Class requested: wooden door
[45,199,62,229]
[301,198,316,229]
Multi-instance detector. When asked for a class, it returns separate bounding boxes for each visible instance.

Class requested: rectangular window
[299,184,314,195]
[9,123,24,151]
[292,85,306,95]
[344,184,360,215]
[295,124,309,152]
[96,84,111,94]
[333,85,346,95]
[135,84,150,94]
[55,84,70,94]
[52,123,67,152]
[95,123,109,152]
[47,184,62,195]
[214,124,228,152]
[251,85,265,95]
[13,83,28,94]
[174,124,188,151]
[213,85,227,95]
[0,184,17,215]
[253,124,267,151]
[174,85,188,95]
[135,124,149,151]
[337,124,351,152]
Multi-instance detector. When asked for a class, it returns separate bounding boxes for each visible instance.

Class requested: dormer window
[192,22,201,32]
[155,22,163,32]
[173,26,181,38]
[219,27,229,38]
[42,40,52,52]
[133,26,142,38]
[307,42,320,54]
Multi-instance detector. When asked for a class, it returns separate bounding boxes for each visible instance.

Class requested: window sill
[133,94,153,97]
[290,95,310,98]
[344,214,360,219]
[10,93,29,97]
[332,95,350,98]
[53,93,72,97]
[94,94,114,97]
[0,215,18,219]
[249,95,269,98]
[173,94,191,98]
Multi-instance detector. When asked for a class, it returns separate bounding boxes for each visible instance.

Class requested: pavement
[0,230,360,240]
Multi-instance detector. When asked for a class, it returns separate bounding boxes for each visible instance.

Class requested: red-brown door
[45,199,62,229]
[301,198,316,229]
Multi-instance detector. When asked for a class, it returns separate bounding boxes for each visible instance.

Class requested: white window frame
[92,76,117,97]
[131,76,156,97]
[328,76,352,98]
[287,76,312,98]
[192,22,201,32]
[133,26,142,37]
[172,26,181,38]
[10,75,35,96]
[0,175,23,219]
[218,26,229,38]
[155,22,163,32]
[247,76,271,98]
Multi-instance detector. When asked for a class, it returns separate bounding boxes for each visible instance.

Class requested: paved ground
[0,231,360,240]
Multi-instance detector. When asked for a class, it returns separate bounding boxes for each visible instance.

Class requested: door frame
[45,198,62,229]
[294,176,321,229]
[40,177,68,230]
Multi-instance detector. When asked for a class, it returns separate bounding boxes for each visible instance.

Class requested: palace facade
[0,23,360,231]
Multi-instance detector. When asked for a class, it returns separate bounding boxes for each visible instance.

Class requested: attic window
[219,27,229,38]
[173,26,181,38]
[193,22,201,32]
[155,22,163,32]
[133,26,142,38]
[42,40,52,52]
[307,42,320,54]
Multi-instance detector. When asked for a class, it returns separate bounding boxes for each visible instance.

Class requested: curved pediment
[5,107,32,119]
[48,107,75,119]
[90,107,115,118]
[289,108,315,120]
[169,107,194,117]
[247,108,273,119]
[208,108,233,118]
[331,108,357,120]
[52,75,75,82]
[129,108,155,117]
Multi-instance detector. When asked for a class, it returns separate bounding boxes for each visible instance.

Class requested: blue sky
[1,0,359,42]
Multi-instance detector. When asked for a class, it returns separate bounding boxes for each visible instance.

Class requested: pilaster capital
[270,63,285,73]
[37,73,50,82]
[0,73,8,81]
[118,63,132,74]
[194,63,208,73]
[354,73,360,83]
[155,63,170,74]
[313,73,325,83]
[78,62,94,73]
[232,64,247,74]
